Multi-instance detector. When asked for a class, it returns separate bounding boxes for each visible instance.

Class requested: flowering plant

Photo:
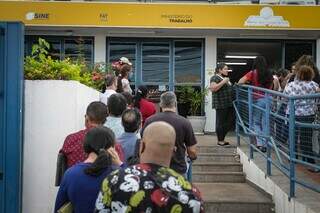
[24,38,116,92]
[90,62,114,91]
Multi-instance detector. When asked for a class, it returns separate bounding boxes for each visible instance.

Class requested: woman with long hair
[133,85,156,126]
[210,63,234,146]
[238,56,274,152]
[54,127,123,213]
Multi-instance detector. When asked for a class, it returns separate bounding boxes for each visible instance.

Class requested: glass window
[174,41,202,84]
[25,37,61,60]
[142,42,169,83]
[46,39,62,60]
[64,38,93,64]
[25,36,94,65]
[107,38,204,91]
[109,42,136,82]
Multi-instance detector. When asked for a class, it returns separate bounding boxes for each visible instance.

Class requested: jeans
[253,97,270,147]
[184,157,193,181]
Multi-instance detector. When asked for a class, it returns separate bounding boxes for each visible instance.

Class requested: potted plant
[176,86,194,117]
[176,86,208,134]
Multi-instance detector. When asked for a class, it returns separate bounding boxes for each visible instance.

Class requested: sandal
[217,141,230,146]
[308,168,320,173]
[257,146,267,153]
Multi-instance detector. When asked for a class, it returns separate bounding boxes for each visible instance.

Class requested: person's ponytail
[116,74,124,93]
[133,86,148,109]
[84,149,112,177]
[133,90,143,109]
[83,127,115,177]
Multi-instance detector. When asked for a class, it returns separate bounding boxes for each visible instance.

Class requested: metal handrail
[235,84,320,198]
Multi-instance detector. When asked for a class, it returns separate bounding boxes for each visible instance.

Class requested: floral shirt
[95,163,204,213]
[283,80,319,116]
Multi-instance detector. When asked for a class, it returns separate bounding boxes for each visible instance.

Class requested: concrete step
[197,145,237,154]
[197,153,239,163]
[194,183,274,213]
[192,172,246,183]
[192,162,243,172]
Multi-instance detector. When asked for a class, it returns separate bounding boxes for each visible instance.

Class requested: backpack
[126,139,141,166]
[55,152,67,186]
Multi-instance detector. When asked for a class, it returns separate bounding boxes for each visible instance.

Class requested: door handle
[0,171,3,180]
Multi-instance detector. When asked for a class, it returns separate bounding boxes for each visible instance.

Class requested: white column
[94,34,106,63]
[317,39,320,69]
[204,36,217,133]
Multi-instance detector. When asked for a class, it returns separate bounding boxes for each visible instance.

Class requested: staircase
[193,137,274,213]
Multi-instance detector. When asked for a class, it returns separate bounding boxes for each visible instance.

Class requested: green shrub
[176,85,208,116]
[24,38,112,91]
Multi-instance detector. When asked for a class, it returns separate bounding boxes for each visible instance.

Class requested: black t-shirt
[141,111,197,174]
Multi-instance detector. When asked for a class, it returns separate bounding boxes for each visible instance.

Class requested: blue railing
[234,84,320,198]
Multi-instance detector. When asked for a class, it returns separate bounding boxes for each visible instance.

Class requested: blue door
[0,24,4,213]
[0,22,24,213]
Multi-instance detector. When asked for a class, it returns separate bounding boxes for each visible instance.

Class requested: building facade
[1,0,320,132]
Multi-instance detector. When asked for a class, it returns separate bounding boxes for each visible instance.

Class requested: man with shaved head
[95,122,204,213]
[139,121,176,167]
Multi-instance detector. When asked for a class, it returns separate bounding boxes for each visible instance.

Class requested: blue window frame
[25,35,94,65]
[107,38,204,91]
[142,42,170,83]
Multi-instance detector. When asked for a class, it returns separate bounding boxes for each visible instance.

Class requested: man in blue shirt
[117,108,141,163]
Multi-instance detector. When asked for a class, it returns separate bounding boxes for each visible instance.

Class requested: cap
[119,57,132,66]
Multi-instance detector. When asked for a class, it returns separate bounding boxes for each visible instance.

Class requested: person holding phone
[210,63,234,146]
[55,127,124,213]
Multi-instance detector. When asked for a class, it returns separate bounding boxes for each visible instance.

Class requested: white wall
[204,36,217,133]
[94,34,106,63]
[23,80,100,213]
[238,148,319,213]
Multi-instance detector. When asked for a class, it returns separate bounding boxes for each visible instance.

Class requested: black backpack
[55,152,67,186]
[126,139,141,166]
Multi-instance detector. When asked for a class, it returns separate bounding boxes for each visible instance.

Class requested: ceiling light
[225,62,247,65]
[225,55,257,59]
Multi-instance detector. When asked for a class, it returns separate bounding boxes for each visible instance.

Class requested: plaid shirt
[61,128,125,168]
[210,75,234,109]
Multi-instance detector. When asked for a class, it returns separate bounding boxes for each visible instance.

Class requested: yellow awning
[0,1,319,30]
